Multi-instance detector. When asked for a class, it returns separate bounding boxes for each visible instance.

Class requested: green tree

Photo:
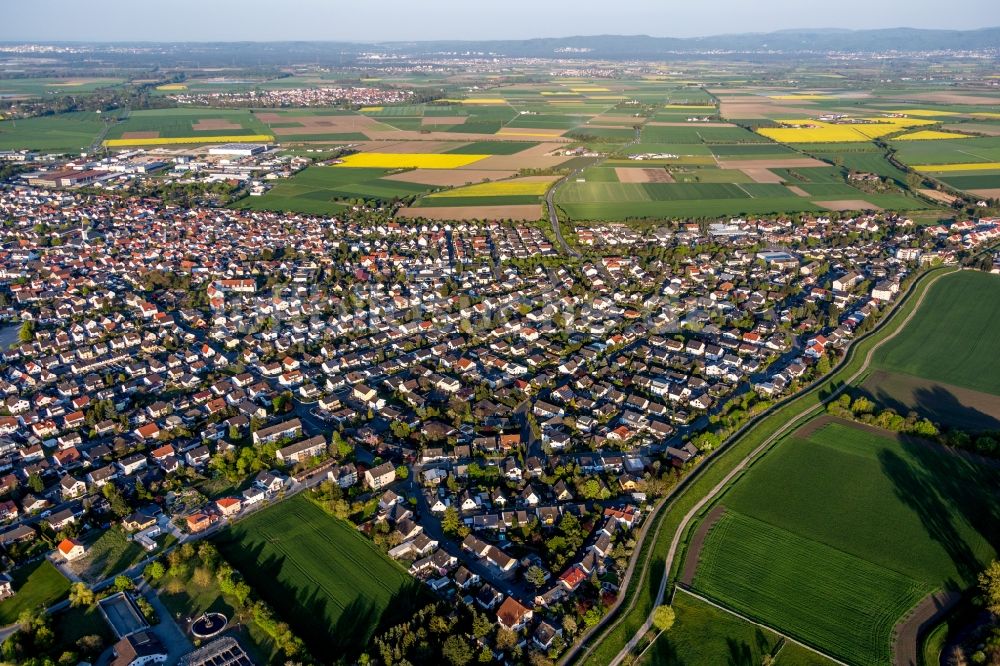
[113,575,133,592]
[442,635,473,666]
[978,559,1000,615]
[441,506,462,537]
[652,605,676,632]
[395,465,409,481]
[17,320,34,343]
[68,582,94,607]
[145,561,166,581]
[27,473,44,494]
[525,565,548,589]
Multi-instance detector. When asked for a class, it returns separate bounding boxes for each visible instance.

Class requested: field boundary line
[670,586,851,666]
[585,265,956,666]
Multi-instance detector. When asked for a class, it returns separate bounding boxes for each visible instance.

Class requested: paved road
[605,266,953,666]
[545,168,584,258]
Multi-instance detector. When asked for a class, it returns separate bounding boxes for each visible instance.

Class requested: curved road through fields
[605,267,955,666]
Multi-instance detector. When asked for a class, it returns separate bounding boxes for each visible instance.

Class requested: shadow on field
[878,437,1000,589]
[860,382,1000,432]
[211,537,430,664]
[645,633,683,665]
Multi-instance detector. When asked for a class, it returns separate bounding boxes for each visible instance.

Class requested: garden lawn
[0,560,71,624]
[213,494,422,660]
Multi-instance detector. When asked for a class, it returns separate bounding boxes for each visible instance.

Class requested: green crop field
[892,137,1000,166]
[213,494,423,659]
[938,173,1000,190]
[873,271,1000,395]
[690,419,1000,665]
[0,77,123,97]
[0,559,71,624]
[105,108,271,140]
[0,112,110,152]
[694,510,927,666]
[235,166,433,216]
[446,141,538,154]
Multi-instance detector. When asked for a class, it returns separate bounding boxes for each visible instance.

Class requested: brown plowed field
[396,204,542,221]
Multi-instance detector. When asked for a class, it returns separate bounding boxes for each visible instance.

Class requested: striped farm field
[334,152,488,169]
[104,134,273,146]
[690,415,1000,665]
[914,161,1000,172]
[693,509,930,666]
[214,494,422,660]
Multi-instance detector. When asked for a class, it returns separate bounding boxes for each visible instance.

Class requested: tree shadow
[878,435,1000,589]
[725,637,755,666]
[858,380,1000,432]
[646,631,684,666]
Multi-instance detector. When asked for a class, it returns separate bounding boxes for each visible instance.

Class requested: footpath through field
[563,264,958,666]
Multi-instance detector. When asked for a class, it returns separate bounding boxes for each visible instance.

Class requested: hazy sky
[3,0,998,42]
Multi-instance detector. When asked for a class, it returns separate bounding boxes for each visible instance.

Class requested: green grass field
[694,510,927,666]
[690,419,1000,664]
[0,78,123,97]
[0,112,110,152]
[235,166,433,216]
[105,108,271,140]
[0,559,71,624]
[639,589,784,665]
[873,271,1000,395]
[213,494,423,659]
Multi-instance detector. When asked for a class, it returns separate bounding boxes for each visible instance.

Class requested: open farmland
[213,494,422,660]
[872,271,1000,396]
[234,165,434,215]
[0,112,111,151]
[688,417,1000,665]
[104,107,273,144]
[334,152,489,169]
[756,117,935,143]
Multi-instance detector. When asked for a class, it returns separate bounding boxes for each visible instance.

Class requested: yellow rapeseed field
[155,84,188,91]
[104,134,273,147]
[359,106,383,112]
[913,162,1000,172]
[893,130,971,141]
[570,87,609,92]
[757,117,933,143]
[497,128,565,137]
[334,153,489,169]
[426,179,554,198]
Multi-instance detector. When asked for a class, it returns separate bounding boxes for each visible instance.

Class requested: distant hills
[383,28,1000,57]
[5,28,998,67]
